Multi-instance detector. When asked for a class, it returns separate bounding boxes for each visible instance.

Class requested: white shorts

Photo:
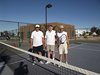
[59,43,68,54]
[47,45,55,51]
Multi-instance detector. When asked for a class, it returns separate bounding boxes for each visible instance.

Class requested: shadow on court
[14,62,29,75]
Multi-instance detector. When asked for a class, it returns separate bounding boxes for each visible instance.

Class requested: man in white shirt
[45,25,56,64]
[30,24,45,64]
[57,25,70,64]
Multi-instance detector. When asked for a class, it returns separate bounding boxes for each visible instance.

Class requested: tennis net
[0,41,99,75]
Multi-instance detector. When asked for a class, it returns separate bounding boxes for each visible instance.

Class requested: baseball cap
[60,25,64,28]
[35,24,40,27]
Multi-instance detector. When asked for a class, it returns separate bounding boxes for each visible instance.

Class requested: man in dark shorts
[30,24,45,65]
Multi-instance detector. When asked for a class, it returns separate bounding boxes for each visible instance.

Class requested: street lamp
[45,4,52,30]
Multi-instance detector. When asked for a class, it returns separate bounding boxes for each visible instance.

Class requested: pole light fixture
[45,4,52,30]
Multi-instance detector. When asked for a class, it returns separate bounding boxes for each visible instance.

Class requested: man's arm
[44,32,47,48]
[30,38,33,48]
[42,37,45,45]
[66,35,70,49]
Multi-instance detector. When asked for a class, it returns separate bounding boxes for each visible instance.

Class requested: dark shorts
[33,45,43,53]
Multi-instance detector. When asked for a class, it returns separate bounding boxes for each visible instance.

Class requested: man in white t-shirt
[57,25,70,64]
[30,24,45,64]
[45,25,56,64]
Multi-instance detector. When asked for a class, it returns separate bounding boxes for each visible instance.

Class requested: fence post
[18,22,21,47]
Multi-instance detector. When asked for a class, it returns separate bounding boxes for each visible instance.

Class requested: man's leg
[32,47,36,61]
[59,44,63,62]
[52,51,55,65]
[52,51,55,60]
[64,44,68,64]
[34,46,42,62]
[39,52,42,56]
[37,52,43,64]
[38,45,44,64]
[58,54,62,67]
[58,44,63,67]
[45,45,51,64]
[48,51,50,58]
[47,45,50,58]
[64,54,68,62]
[51,45,55,60]
[32,47,37,65]
[38,45,43,56]
[60,54,63,62]
[35,49,40,62]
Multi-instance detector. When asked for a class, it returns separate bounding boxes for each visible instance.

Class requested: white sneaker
[58,63,61,67]
[40,61,44,64]
[32,61,36,65]
[58,65,60,67]
[53,63,56,65]
[45,61,50,64]
[58,61,62,67]
[52,58,56,65]
[32,63,35,65]
[66,61,68,64]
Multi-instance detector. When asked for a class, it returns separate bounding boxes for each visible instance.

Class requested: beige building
[20,22,75,40]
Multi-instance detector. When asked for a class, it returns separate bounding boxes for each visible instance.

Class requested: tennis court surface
[0,42,100,75]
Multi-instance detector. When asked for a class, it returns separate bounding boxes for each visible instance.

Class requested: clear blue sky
[0,0,100,31]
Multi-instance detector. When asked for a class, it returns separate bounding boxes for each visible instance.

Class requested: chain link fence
[0,20,32,49]
[0,20,75,49]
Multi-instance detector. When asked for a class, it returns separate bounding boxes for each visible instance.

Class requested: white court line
[69,43,86,49]
[74,47,100,52]
[10,53,27,57]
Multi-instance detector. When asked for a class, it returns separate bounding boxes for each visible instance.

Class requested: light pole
[45,4,52,30]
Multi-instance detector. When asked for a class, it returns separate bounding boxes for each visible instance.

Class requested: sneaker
[66,61,68,64]
[57,61,62,67]
[32,63,35,65]
[58,63,61,67]
[32,61,36,65]
[52,58,55,65]
[45,61,50,64]
[39,61,44,64]
[53,58,55,60]
[58,65,60,67]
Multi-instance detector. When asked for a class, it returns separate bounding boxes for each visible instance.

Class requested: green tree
[90,27,97,33]
[96,28,100,35]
